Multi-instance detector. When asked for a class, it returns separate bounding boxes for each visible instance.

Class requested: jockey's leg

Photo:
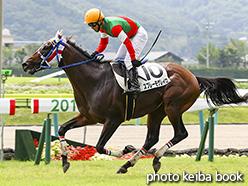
[126,67,140,95]
[124,26,148,95]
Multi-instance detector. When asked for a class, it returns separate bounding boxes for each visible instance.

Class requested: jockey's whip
[140,30,162,62]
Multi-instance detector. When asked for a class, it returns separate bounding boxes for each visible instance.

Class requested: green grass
[3,108,77,125]
[181,107,248,124]
[0,157,247,185]
[5,94,73,98]
[4,77,73,95]
[4,77,248,88]
[235,82,248,89]
[3,107,248,125]
[5,77,70,85]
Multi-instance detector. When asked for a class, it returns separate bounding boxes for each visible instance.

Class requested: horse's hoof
[116,161,132,174]
[153,157,161,173]
[123,145,136,154]
[116,167,128,174]
[63,162,70,173]
[153,161,161,173]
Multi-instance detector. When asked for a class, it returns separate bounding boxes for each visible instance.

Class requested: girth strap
[125,94,136,121]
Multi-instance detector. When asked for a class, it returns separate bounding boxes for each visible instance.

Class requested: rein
[57,53,104,69]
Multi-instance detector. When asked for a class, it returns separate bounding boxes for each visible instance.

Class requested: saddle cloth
[111,62,171,92]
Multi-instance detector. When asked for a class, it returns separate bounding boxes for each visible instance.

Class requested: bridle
[36,35,104,70]
[37,37,66,69]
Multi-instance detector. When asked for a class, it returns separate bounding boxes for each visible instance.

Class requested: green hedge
[3,66,67,77]
[4,65,248,79]
[187,68,248,78]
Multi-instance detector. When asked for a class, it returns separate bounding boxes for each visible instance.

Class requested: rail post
[135,118,139,126]
[196,108,218,162]
[53,113,59,137]
[45,114,51,164]
[0,98,15,161]
[208,109,216,161]
[195,120,209,161]
[83,127,87,144]
[34,120,46,165]
[198,110,205,154]
[198,110,204,135]
[34,114,52,165]
[214,110,218,125]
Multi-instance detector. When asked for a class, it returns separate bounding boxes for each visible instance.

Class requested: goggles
[88,22,98,27]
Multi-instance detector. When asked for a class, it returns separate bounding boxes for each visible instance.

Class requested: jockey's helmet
[84,8,105,24]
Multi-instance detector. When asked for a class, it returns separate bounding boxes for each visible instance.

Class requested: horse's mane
[66,38,110,64]
[66,39,92,58]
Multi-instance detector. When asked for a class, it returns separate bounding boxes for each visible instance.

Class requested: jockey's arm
[111,25,136,61]
[96,32,109,53]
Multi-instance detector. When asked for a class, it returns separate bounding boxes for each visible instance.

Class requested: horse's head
[22,30,66,75]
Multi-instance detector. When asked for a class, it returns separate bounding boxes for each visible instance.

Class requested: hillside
[3,0,248,58]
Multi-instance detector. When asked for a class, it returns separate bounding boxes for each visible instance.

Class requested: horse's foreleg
[117,106,166,174]
[58,113,96,173]
[95,119,122,156]
[153,109,188,173]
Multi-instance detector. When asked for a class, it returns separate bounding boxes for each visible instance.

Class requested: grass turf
[0,156,247,185]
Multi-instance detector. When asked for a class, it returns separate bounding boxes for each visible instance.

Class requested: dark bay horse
[22,31,248,174]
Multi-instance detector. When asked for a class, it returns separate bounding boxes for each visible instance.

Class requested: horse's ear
[55,29,63,42]
[55,29,63,37]
[59,29,63,37]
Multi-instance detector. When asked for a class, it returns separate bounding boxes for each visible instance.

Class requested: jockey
[84,8,148,95]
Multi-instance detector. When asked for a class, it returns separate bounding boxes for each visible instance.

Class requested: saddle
[111,61,171,121]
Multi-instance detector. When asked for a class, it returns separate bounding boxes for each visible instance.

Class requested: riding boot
[126,67,141,95]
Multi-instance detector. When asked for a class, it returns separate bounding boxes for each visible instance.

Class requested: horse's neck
[63,60,112,95]
[62,44,113,95]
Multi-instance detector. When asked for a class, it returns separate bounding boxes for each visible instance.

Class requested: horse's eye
[43,45,50,50]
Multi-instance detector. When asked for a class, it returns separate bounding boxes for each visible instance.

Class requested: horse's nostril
[22,63,29,71]
[22,63,27,68]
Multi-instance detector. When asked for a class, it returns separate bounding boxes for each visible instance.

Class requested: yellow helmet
[84,8,104,24]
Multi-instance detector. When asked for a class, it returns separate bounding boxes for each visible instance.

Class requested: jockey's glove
[132,59,142,67]
[91,51,98,59]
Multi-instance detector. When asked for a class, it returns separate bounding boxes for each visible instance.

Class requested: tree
[14,47,27,64]
[218,44,240,68]
[195,43,219,66]
[3,46,14,66]
[230,38,248,68]
[25,43,41,55]
[217,38,247,68]
[230,38,248,58]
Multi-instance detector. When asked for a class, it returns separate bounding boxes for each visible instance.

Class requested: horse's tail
[196,76,248,106]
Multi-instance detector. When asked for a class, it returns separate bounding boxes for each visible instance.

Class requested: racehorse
[22,30,248,174]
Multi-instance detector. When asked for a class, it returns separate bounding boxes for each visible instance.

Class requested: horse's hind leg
[153,108,188,173]
[117,105,166,174]
[58,113,96,173]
